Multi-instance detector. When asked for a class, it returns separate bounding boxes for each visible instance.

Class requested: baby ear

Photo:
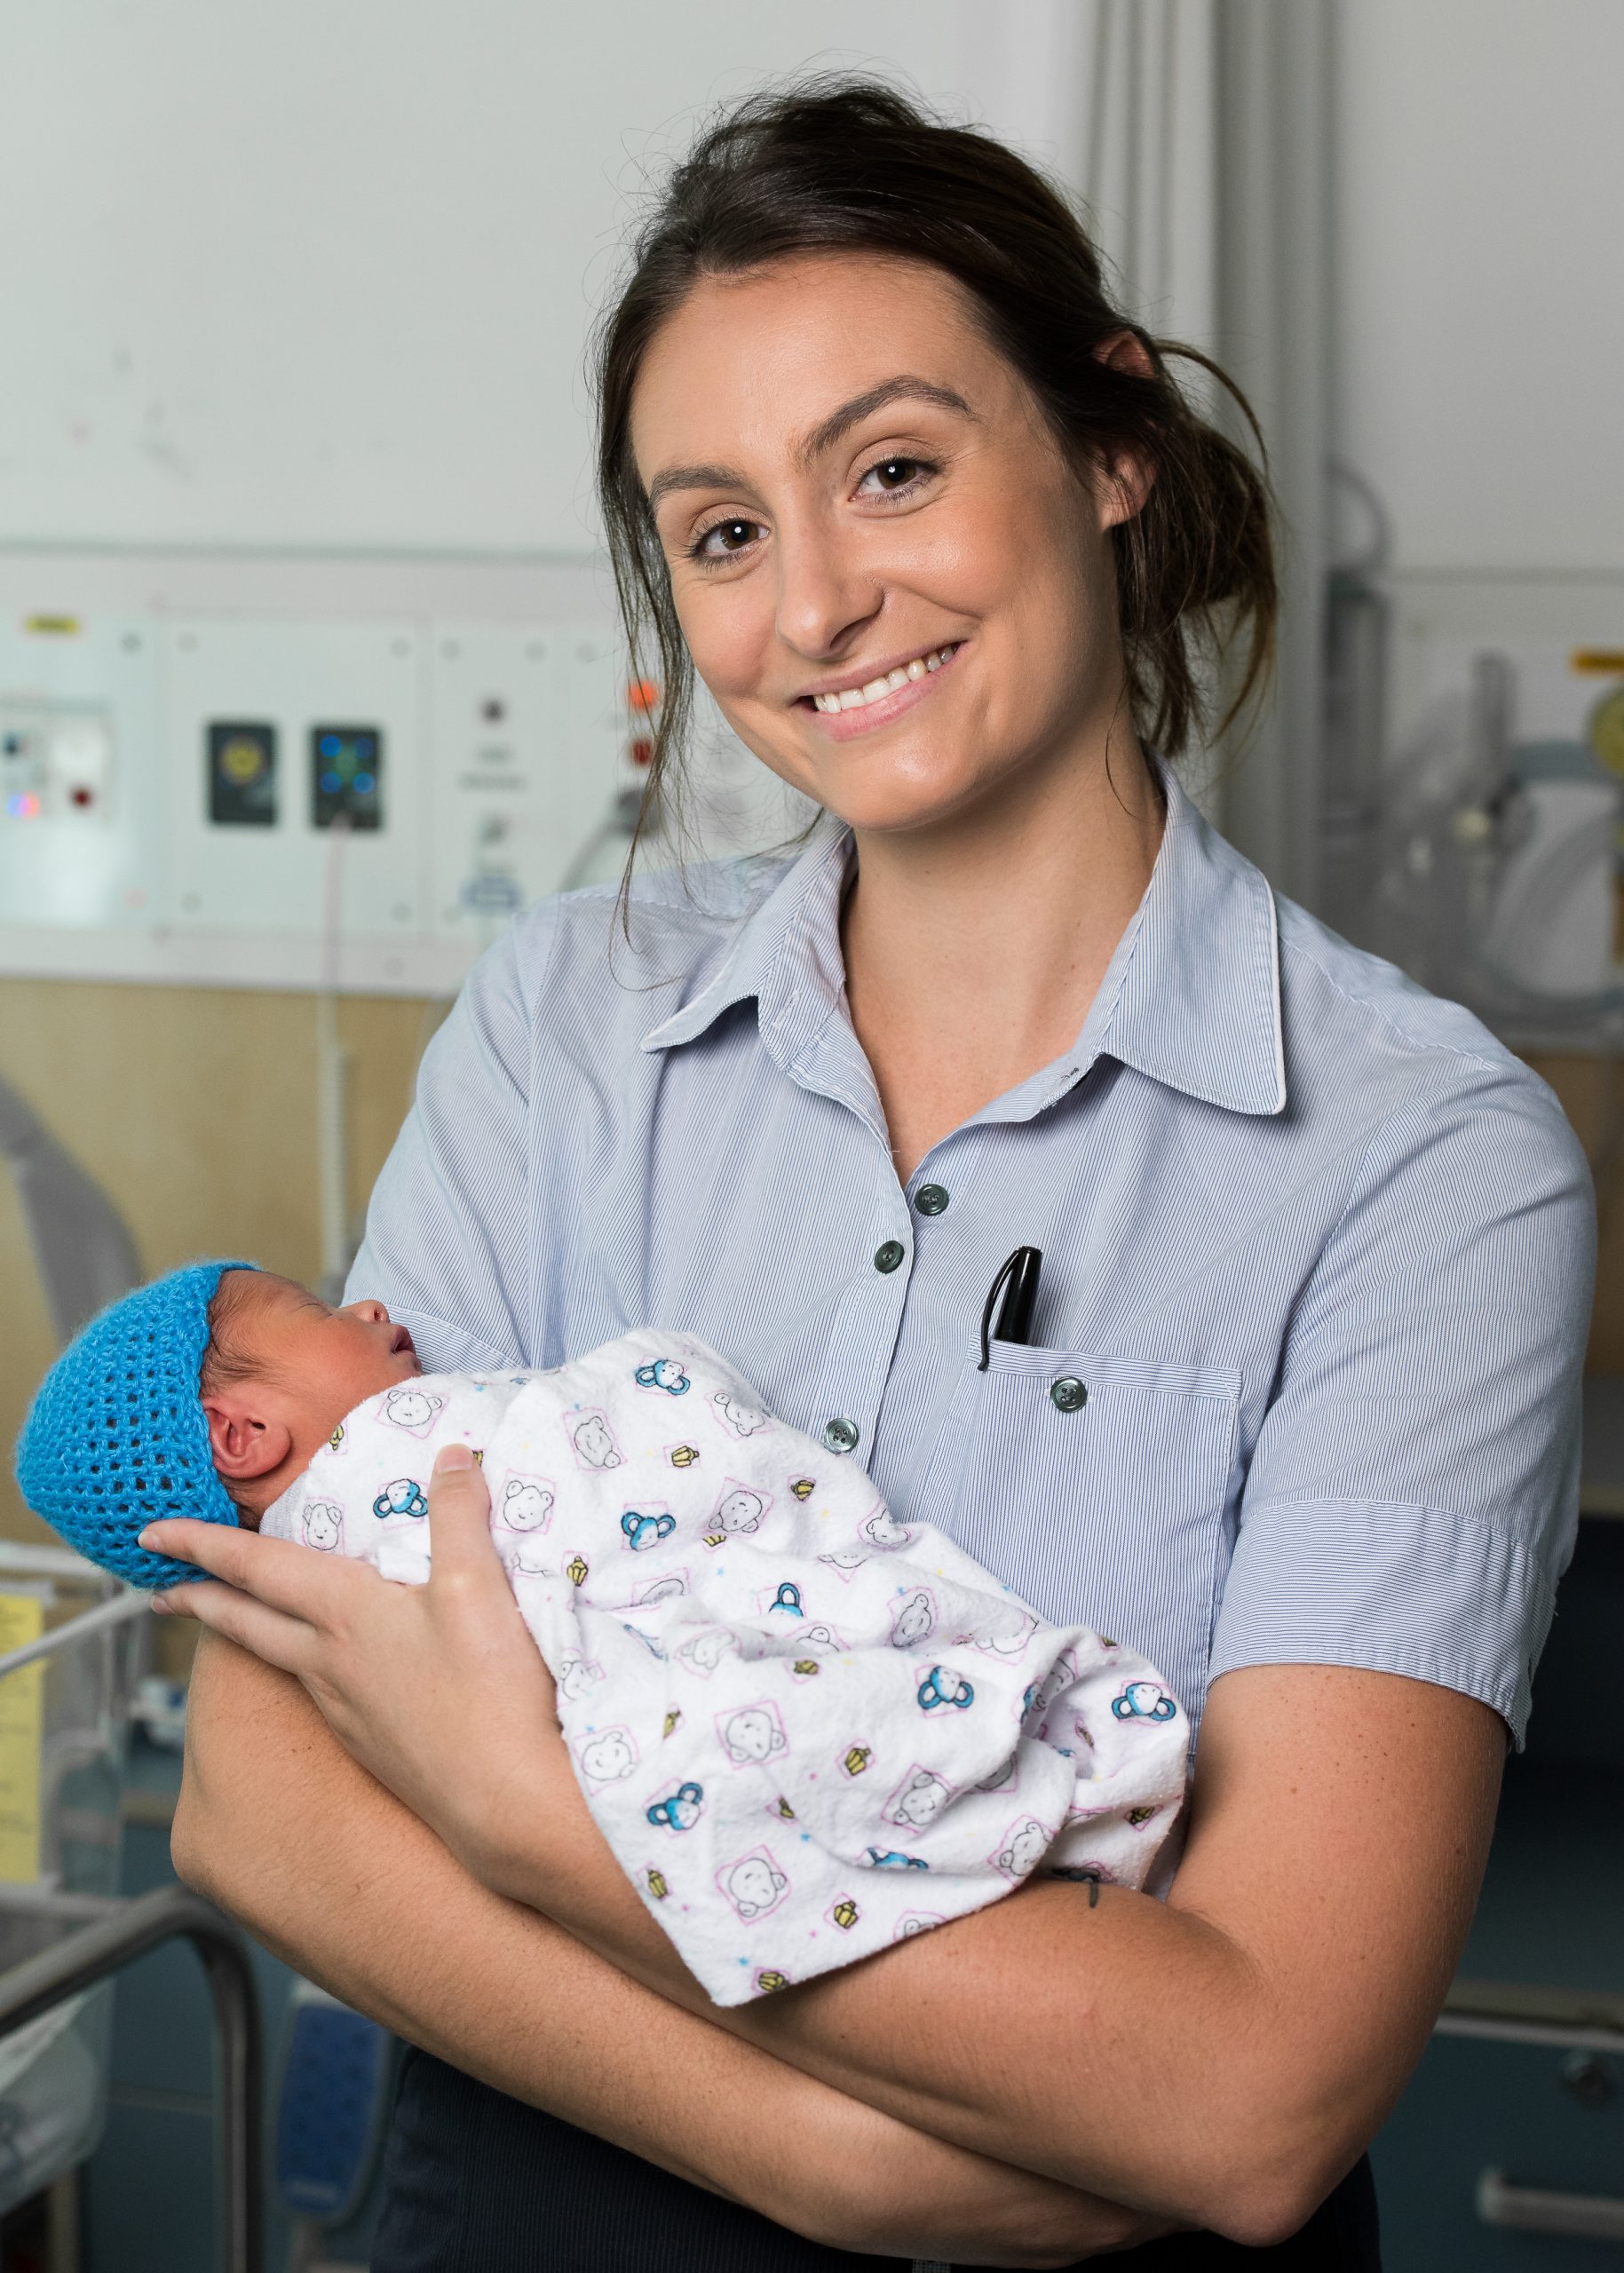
[202,1394,293,1481]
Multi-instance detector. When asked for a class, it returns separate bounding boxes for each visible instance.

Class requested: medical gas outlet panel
[0,598,780,995]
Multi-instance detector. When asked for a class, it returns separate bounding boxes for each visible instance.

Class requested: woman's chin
[813,764,1008,842]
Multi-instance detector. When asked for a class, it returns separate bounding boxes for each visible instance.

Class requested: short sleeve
[346,900,560,1372]
[1208,1065,1596,1745]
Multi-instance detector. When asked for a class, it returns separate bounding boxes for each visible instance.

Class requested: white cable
[316,816,354,1302]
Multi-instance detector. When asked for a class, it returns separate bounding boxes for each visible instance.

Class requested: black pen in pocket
[978,1246,1042,1370]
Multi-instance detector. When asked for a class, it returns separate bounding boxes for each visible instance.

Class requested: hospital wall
[6,0,1618,568]
[5,0,1624,1553]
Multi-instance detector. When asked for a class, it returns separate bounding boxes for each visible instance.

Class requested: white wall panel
[0,0,1092,554]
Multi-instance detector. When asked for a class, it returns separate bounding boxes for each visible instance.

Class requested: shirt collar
[1081,764,1287,1115]
[641,767,1286,1118]
[640,810,852,1064]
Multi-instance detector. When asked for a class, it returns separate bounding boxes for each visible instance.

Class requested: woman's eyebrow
[644,376,978,513]
[792,375,978,469]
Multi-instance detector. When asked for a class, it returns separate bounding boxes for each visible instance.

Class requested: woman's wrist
[448,1730,621,1921]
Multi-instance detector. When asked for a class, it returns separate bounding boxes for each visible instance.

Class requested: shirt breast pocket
[921,1346,1242,1723]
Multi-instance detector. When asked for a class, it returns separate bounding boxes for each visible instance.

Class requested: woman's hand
[141,1447,574,1870]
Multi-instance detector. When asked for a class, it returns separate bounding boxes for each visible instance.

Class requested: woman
[149,79,1593,2268]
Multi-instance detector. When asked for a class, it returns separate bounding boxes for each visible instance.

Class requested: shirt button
[874,1240,906,1274]
[915,1184,950,1216]
[1050,1376,1088,1412]
[823,1416,860,1453]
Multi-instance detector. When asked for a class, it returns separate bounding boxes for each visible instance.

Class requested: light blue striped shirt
[350,766,1595,1746]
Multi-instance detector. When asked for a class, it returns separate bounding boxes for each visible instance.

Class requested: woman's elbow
[170,1773,239,1909]
[1036,2065,1363,2248]
[1180,2092,1369,2249]
[1200,2166,1339,2253]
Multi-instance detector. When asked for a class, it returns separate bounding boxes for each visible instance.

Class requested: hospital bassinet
[0,1539,145,2216]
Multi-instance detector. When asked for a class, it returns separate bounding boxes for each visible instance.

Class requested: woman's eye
[858,455,937,496]
[689,517,763,565]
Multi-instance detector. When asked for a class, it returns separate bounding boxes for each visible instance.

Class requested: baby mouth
[803,643,963,714]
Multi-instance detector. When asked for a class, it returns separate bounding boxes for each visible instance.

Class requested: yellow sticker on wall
[0,1596,46,1884]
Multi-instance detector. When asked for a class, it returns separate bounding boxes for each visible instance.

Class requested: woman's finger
[139,1517,348,1621]
[423,1444,500,1576]
[153,1577,318,1676]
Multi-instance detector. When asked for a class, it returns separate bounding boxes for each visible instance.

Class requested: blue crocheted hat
[14,1261,258,1588]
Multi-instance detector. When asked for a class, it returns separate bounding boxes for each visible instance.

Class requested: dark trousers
[371,2047,1380,2270]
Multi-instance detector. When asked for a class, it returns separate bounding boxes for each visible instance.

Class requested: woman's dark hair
[592,73,1277,866]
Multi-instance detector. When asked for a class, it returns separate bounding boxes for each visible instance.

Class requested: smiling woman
[161,72,1592,2273]
[596,88,1273,883]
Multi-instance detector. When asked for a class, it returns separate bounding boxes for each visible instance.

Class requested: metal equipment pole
[0,1884,262,2273]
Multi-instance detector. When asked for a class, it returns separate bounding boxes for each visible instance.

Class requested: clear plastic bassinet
[0,1540,145,2216]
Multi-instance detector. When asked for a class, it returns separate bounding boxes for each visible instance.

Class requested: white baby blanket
[264,1328,1188,2004]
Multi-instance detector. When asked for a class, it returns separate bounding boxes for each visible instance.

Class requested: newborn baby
[16,1261,1188,2004]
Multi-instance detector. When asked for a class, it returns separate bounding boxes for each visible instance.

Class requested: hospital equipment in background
[272,1981,393,2273]
[1316,546,1624,1062]
[0,544,809,1295]
[1349,643,1624,1041]
[0,1547,147,2229]
[0,1082,394,2270]
[0,1078,140,1351]
[0,550,804,1001]
[0,1078,194,2247]
[1318,566,1624,2253]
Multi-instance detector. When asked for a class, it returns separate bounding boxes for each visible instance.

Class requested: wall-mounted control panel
[0,554,800,995]
[208,721,278,828]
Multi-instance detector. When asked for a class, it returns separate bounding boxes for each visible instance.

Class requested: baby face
[222,1273,418,1413]
[202,1271,422,1511]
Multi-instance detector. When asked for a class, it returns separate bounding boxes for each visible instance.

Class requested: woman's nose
[773,511,883,661]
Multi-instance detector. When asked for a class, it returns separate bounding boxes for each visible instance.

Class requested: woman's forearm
[175,1635,1158,2266]
[475,1663,1504,2246]
[472,1738,1238,2219]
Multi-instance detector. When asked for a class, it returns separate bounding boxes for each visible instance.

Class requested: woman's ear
[1096,328,1156,384]
[202,1393,292,1482]
[1091,329,1158,530]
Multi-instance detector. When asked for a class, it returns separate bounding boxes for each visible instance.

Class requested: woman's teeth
[811,644,960,713]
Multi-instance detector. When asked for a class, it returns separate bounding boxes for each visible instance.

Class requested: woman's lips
[798,642,964,742]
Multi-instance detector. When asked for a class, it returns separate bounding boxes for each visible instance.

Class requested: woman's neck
[840,735,1165,1184]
